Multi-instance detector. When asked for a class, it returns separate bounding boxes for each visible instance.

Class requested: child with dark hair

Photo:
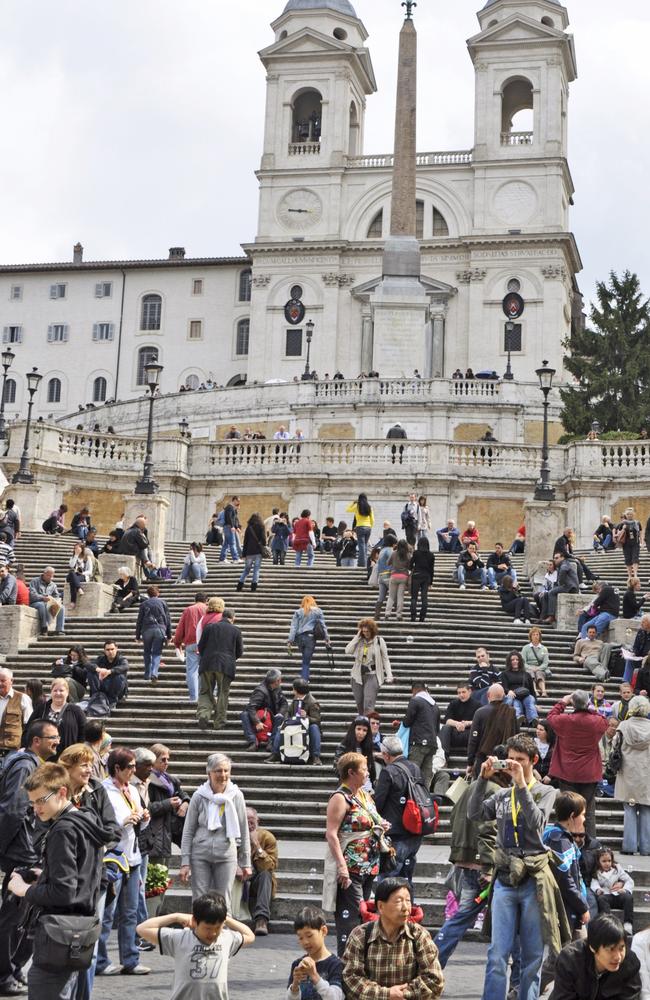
[334,715,375,787]
[287,907,344,1000]
[137,890,254,999]
[591,848,636,933]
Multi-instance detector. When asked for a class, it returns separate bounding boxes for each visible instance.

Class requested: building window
[501,77,534,144]
[367,210,383,239]
[47,324,69,343]
[2,326,23,345]
[236,318,250,356]
[507,278,521,293]
[47,377,62,404]
[238,270,252,303]
[92,322,114,342]
[49,283,67,299]
[432,207,449,236]
[93,376,107,402]
[192,279,203,295]
[184,374,200,390]
[2,378,16,404]
[416,200,424,240]
[10,285,22,301]
[188,320,203,341]
[292,89,322,144]
[504,322,522,352]
[136,345,159,386]
[140,294,162,330]
[95,282,113,298]
[285,328,302,357]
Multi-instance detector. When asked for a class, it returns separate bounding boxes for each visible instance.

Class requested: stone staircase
[7,531,650,930]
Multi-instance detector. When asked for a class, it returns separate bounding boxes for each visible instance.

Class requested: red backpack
[255,709,273,746]
[392,759,439,836]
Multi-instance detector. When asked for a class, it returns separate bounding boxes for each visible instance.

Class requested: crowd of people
[3,495,650,999]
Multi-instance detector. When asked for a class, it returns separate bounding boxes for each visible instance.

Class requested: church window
[93,377,107,403]
[238,270,252,302]
[292,89,322,145]
[367,210,383,239]
[140,294,162,330]
[541,16,554,27]
[236,319,250,357]
[416,200,424,240]
[504,323,522,353]
[501,77,534,145]
[285,329,302,357]
[3,378,16,404]
[348,102,359,156]
[432,207,449,237]
[290,285,303,301]
[507,278,521,293]
[47,377,62,404]
[333,27,347,40]
[137,346,159,386]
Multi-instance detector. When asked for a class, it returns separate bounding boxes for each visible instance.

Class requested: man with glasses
[0,720,60,996]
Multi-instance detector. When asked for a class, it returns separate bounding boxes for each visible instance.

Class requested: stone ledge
[63,582,115,617]
[0,605,40,656]
[556,593,586,631]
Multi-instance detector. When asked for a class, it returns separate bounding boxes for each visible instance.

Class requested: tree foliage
[560,270,650,435]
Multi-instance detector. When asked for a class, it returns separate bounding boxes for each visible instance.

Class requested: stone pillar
[523,499,568,578]
[122,494,170,568]
[0,482,58,532]
[0,606,40,656]
[431,313,445,378]
[361,313,373,373]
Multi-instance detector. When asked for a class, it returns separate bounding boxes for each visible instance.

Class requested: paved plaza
[92,935,487,999]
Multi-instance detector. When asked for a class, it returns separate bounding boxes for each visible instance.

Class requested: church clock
[277,189,323,232]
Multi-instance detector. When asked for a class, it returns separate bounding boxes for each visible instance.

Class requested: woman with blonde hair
[287,594,331,681]
[521,626,551,697]
[196,595,225,643]
[24,677,86,756]
[345,618,392,713]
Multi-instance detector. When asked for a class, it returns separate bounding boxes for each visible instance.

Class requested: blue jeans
[239,554,262,585]
[356,526,371,568]
[31,600,66,632]
[296,632,317,680]
[136,854,149,927]
[376,835,421,890]
[580,612,616,638]
[623,802,650,854]
[487,567,517,589]
[435,869,484,967]
[74,525,89,542]
[142,628,165,679]
[97,863,141,973]
[506,694,538,723]
[219,526,239,562]
[341,557,356,567]
[482,878,544,1000]
[241,710,284,746]
[457,565,488,587]
[272,723,321,757]
[181,563,207,582]
[594,534,612,550]
[79,889,106,999]
[185,642,199,702]
[295,545,314,567]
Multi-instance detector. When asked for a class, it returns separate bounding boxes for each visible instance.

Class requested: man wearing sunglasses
[0,720,59,996]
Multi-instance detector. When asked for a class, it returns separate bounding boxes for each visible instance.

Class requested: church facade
[0,0,579,420]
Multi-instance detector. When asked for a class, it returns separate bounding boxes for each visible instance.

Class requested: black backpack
[84,692,111,718]
[391,759,439,837]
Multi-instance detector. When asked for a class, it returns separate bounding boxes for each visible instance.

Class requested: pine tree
[560,270,650,435]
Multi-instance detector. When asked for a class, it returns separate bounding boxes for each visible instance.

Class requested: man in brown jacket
[244,806,278,937]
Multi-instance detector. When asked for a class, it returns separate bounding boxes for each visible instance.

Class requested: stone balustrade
[348,150,473,168]
[500,131,534,146]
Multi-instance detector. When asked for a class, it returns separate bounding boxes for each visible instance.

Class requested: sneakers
[97,964,123,976]
[480,586,488,591]
[265,753,280,763]
[245,742,258,752]
[137,939,155,952]
[254,917,269,936]
[311,756,322,765]
[459,584,466,591]
[513,618,523,625]
[0,980,27,996]
[624,921,633,935]
[121,965,151,975]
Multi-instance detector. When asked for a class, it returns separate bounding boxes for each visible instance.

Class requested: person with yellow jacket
[346,494,374,569]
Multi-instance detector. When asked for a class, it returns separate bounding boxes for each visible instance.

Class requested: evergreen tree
[560,270,650,435]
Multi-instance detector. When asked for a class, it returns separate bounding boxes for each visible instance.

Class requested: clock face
[277,189,323,232]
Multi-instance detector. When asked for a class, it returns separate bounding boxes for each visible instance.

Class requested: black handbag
[604,732,623,785]
[33,913,101,972]
[313,621,326,641]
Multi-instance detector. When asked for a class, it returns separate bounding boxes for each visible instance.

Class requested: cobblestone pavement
[91,934,486,998]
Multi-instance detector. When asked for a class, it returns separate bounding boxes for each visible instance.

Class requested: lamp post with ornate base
[11,367,42,484]
[503,321,514,381]
[301,320,315,381]
[0,347,16,442]
[134,362,164,495]
[533,359,556,501]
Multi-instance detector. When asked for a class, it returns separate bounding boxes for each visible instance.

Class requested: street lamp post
[134,362,164,495]
[0,347,16,442]
[301,320,315,381]
[533,359,556,501]
[11,367,43,484]
[503,321,514,381]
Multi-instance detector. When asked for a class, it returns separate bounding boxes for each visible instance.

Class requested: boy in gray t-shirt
[137,890,255,999]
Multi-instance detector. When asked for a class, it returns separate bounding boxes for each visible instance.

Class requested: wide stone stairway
[7,532,650,930]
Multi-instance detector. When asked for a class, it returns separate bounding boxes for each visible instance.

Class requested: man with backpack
[374,736,433,889]
[0,721,60,996]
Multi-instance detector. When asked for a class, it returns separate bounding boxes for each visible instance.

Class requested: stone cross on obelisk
[370,0,430,378]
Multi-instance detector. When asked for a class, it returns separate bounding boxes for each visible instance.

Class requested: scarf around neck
[197,780,241,839]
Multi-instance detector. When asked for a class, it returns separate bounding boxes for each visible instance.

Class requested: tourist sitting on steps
[111,566,140,613]
[573,624,612,681]
[521,626,552,698]
[498,574,537,626]
[455,541,487,590]
[50,644,90,702]
[540,551,580,624]
[66,541,93,609]
[436,519,462,553]
[178,541,208,584]
[266,677,322,765]
[499,651,538,726]
[244,807,278,937]
[486,542,517,590]
[28,566,65,636]
[86,639,129,708]
[438,682,479,762]
[240,669,289,752]
[468,646,500,706]
[578,580,620,638]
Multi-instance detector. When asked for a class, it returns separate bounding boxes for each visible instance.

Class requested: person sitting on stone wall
[28,566,65,636]
[436,519,462,553]
[540,551,580,624]
[115,515,156,578]
[0,564,17,605]
[554,526,599,588]
[111,566,140,613]
[577,580,620,637]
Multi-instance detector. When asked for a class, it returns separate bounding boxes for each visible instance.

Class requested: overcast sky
[0,0,647,309]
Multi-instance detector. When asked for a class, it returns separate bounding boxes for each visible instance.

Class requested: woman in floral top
[325,751,386,956]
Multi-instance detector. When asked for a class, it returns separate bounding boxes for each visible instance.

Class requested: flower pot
[145,894,163,918]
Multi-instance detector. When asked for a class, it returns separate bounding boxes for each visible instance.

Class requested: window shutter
[2,328,7,344]
[49,285,57,299]
[95,283,103,298]
[63,324,69,342]
[15,327,22,344]
[92,324,99,342]
[47,325,54,343]
[109,323,115,341]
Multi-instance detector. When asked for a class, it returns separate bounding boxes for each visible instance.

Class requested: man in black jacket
[541,552,580,624]
[197,609,243,731]
[8,762,116,1000]
[240,668,288,751]
[456,542,488,590]
[0,722,60,996]
[374,736,424,888]
[439,683,480,761]
[554,527,598,586]
[86,640,129,706]
[401,682,440,791]
[219,496,241,564]
[114,516,154,576]
[578,581,620,638]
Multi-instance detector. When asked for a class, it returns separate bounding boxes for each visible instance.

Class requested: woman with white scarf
[179,752,251,911]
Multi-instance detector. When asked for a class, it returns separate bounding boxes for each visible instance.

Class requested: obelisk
[370,0,429,378]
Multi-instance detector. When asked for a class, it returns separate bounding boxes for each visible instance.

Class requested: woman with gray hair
[179,752,251,910]
[614,695,650,855]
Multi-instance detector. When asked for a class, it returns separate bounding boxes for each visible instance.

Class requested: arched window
[292,89,322,144]
[348,102,359,156]
[227,374,247,388]
[184,374,200,390]
[137,346,159,386]
[432,207,449,236]
[47,378,62,404]
[501,77,534,144]
[140,293,162,331]
[238,270,252,303]
[92,377,107,403]
[236,319,250,357]
[367,210,383,239]
[2,378,16,404]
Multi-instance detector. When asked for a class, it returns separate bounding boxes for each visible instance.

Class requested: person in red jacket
[547,690,608,838]
[173,593,207,704]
